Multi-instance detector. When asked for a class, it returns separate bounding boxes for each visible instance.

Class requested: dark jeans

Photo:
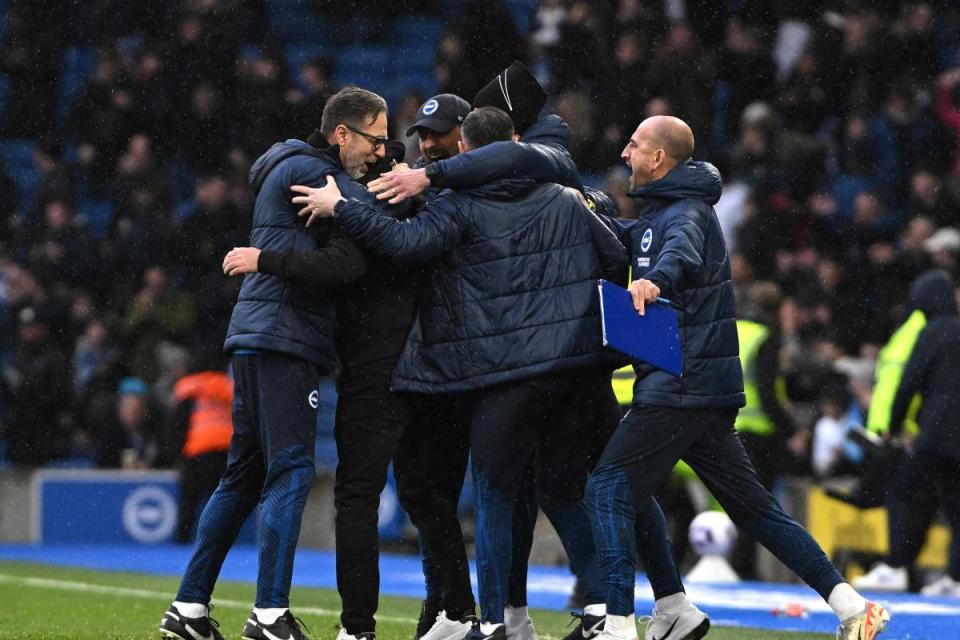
[469,370,613,623]
[334,363,474,634]
[176,352,319,608]
[175,450,229,544]
[887,450,960,579]
[588,404,844,615]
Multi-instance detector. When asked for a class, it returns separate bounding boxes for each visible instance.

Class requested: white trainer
[504,615,537,640]
[852,563,908,592]
[921,575,960,597]
[640,602,709,640]
[421,612,476,640]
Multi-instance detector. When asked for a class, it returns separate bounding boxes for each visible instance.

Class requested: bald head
[621,115,695,190]
[640,116,694,162]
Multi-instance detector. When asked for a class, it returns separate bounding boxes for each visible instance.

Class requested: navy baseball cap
[406,94,471,137]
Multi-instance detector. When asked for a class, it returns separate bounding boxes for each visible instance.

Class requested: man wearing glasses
[163,87,402,640]
[220,87,467,640]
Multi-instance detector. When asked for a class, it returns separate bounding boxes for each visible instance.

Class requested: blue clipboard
[598,279,683,377]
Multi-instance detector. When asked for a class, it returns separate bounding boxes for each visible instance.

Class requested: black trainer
[415,599,441,640]
[159,604,224,640]
[463,622,508,640]
[562,612,605,640]
[242,611,311,640]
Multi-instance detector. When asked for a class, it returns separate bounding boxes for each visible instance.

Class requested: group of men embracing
[158,62,890,640]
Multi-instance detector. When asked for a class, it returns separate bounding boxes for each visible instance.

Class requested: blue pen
[655,296,674,307]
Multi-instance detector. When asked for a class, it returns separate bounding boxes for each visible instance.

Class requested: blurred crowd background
[0,0,958,499]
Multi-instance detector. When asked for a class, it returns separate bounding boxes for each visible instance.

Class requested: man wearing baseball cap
[406,93,471,164]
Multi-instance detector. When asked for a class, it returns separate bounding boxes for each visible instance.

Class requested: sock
[172,601,208,618]
[584,604,606,617]
[253,607,288,625]
[602,614,637,639]
[504,606,528,627]
[480,622,504,635]
[827,583,867,621]
[654,592,687,615]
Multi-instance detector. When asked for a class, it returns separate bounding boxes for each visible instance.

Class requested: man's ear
[458,140,466,154]
[512,133,520,142]
[334,124,348,145]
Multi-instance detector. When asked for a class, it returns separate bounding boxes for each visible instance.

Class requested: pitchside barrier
[24,467,407,545]
[807,486,949,583]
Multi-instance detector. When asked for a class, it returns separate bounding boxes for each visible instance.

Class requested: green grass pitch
[0,561,832,639]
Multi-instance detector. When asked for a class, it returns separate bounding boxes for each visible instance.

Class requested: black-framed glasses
[344,124,389,150]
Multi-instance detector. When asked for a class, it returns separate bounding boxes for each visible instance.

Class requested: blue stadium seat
[55,46,96,127]
[504,0,537,34]
[0,73,10,125]
[391,16,445,50]
[266,6,331,45]
[335,46,394,90]
[77,199,114,239]
[0,138,39,204]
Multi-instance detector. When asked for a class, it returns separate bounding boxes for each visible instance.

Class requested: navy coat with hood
[609,160,745,409]
[224,140,370,371]
[331,178,628,393]
[891,270,960,459]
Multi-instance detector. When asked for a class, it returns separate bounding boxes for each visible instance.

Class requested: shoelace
[292,615,313,640]
[566,612,585,628]
[206,604,222,632]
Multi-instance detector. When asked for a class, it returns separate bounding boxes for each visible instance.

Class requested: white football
[688,510,738,557]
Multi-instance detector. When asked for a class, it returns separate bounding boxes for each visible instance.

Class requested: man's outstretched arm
[292,176,464,262]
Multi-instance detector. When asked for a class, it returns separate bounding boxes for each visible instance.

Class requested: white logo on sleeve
[422,99,439,115]
[308,389,319,409]
[641,228,653,252]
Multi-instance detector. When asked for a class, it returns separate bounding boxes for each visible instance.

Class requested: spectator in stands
[95,377,159,469]
[120,266,196,383]
[924,227,960,277]
[4,306,70,466]
[73,318,117,397]
[855,270,960,596]
[165,349,233,544]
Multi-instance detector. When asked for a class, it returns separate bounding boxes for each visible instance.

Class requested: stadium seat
[390,16,445,50]
[77,199,114,239]
[55,47,96,128]
[503,0,537,34]
[266,5,331,45]
[0,138,39,203]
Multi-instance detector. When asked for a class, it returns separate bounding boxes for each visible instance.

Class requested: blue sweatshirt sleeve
[333,193,463,262]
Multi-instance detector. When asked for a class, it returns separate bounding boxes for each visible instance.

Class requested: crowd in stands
[0,0,959,483]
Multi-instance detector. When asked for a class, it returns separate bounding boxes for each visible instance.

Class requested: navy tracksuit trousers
[588,404,845,615]
[470,370,683,623]
[176,352,319,608]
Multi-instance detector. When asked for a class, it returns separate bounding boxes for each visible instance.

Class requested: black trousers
[175,450,229,543]
[334,363,473,634]
[887,450,960,579]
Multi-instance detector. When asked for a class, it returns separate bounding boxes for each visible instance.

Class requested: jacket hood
[521,114,572,151]
[630,159,722,205]
[461,178,539,200]
[248,139,331,195]
[909,269,957,318]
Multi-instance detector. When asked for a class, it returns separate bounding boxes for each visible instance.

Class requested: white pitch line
[0,573,563,638]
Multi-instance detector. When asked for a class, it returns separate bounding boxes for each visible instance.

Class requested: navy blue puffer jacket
[609,160,745,409]
[332,178,628,393]
[224,141,364,371]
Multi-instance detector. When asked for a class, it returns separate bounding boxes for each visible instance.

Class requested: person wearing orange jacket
[167,355,234,544]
